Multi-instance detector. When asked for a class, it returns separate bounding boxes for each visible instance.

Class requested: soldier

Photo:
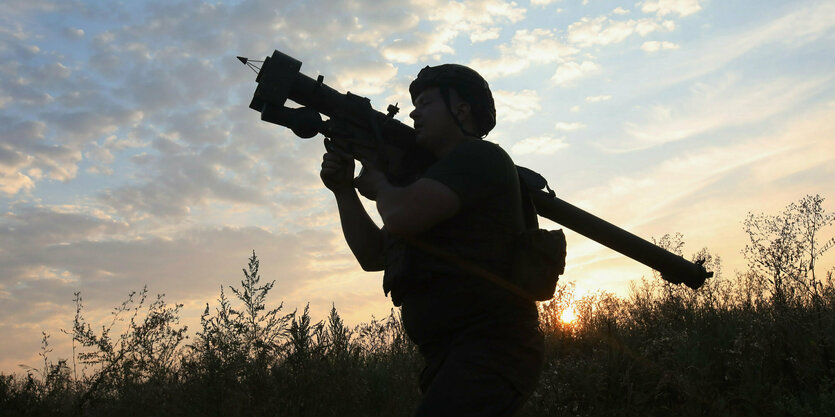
[320,64,543,416]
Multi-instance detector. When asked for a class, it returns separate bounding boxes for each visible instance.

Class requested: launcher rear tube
[530,190,710,288]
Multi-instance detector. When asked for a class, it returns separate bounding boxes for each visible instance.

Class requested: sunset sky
[1,0,833,373]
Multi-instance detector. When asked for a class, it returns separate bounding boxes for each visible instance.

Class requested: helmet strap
[439,85,482,138]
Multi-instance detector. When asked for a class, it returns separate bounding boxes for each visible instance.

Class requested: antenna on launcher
[237,56,263,74]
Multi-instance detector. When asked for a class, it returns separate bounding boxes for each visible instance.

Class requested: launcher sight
[241,51,434,186]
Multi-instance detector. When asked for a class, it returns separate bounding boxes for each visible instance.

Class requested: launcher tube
[529,190,711,288]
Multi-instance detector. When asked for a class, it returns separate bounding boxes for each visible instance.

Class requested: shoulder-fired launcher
[240,50,712,290]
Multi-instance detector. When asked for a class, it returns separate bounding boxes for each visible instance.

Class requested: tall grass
[527,269,835,417]
[4,260,833,416]
[1,252,423,417]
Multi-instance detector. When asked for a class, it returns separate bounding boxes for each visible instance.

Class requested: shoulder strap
[516,165,555,230]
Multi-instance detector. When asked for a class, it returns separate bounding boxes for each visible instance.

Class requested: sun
[560,305,578,324]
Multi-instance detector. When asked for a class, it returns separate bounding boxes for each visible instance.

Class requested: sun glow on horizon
[560,305,578,324]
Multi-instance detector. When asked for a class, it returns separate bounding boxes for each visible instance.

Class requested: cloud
[511,135,569,155]
[493,89,541,123]
[567,16,675,48]
[0,73,54,107]
[645,2,835,88]
[469,29,579,79]
[472,27,502,42]
[331,61,399,96]
[44,108,145,145]
[554,122,586,131]
[551,61,599,86]
[639,0,702,17]
[641,40,680,52]
[574,106,834,280]
[0,0,79,28]
[431,0,526,28]
[99,152,270,219]
[93,113,327,222]
[0,205,348,300]
[612,7,630,15]
[342,5,421,47]
[619,74,831,150]
[0,172,35,195]
[0,206,130,283]
[381,33,456,64]
[382,0,526,63]
[0,119,83,191]
[62,27,84,38]
[585,95,612,102]
[2,0,364,212]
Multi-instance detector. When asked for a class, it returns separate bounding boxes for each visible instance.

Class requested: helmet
[409,64,496,137]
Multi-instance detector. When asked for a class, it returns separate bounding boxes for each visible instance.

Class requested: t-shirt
[420,138,526,279]
[383,139,542,392]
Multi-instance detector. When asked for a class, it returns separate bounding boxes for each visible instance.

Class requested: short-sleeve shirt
[384,139,536,334]
[421,138,525,276]
[384,139,542,391]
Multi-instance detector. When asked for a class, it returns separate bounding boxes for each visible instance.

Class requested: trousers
[413,329,543,417]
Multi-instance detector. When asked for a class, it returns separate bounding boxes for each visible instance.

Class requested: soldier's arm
[333,189,386,271]
[374,178,461,236]
[321,151,385,271]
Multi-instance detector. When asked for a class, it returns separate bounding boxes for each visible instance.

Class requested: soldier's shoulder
[459,139,510,159]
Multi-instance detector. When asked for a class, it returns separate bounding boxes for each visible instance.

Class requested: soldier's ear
[453,100,472,122]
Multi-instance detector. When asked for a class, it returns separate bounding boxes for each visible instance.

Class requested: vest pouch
[512,228,566,301]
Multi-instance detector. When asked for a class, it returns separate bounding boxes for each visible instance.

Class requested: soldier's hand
[354,159,389,201]
[320,150,355,193]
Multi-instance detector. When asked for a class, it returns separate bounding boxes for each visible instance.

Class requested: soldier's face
[409,87,458,150]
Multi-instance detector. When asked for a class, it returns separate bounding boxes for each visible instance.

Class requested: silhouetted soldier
[320,65,543,416]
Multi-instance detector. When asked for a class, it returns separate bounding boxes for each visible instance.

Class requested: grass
[2,258,834,416]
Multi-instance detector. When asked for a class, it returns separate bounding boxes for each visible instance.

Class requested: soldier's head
[408,64,496,146]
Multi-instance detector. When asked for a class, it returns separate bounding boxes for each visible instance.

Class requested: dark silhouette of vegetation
[2,195,834,416]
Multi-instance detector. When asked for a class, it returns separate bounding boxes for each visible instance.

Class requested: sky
[1,0,833,374]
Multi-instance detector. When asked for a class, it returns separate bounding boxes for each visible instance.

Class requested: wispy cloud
[511,135,569,155]
[571,106,834,287]
[585,95,612,102]
[648,1,835,88]
[639,0,703,17]
[494,89,542,123]
[382,0,526,63]
[641,40,680,52]
[552,61,600,86]
[469,29,578,79]
[554,122,586,131]
[567,15,675,48]
[0,120,82,193]
[617,74,831,151]
[331,62,399,96]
